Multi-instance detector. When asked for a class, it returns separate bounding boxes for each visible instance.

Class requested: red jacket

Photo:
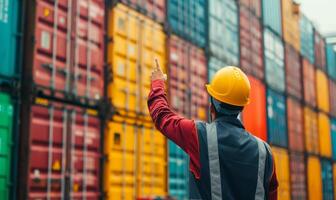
[148,79,279,199]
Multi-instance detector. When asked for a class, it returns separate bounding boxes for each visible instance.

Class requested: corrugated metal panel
[316,70,330,113]
[304,106,319,154]
[262,0,282,35]
[120,0,165,23]
[0,92,14,199]
[300,15,314,64]
[329,80,336,117]
[287,97,304,152]
[282,0,300,51]
[307,156,323,200]
[271,146,290,200]
[104,117,167,199]
[167,0,207,48]
[209,0,239,65]
[0,0,22,82]
[240,6,264,80]
[318,112,332,157]
[285,44,302,99]
[326,44,336,80]
[267,89,287,147]
[321,160,334,200]
[290,153,307,200]
[331,118,336,160]
[107,4,166,121]
[314,30,327,71]
[333,164,336,199]
[264,28,285,92]
[239,0,261,17]
[302,58,317,107]
[242,76,267,141]
[208,56,227,81]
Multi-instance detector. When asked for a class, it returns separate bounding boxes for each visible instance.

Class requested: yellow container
[304,106,319,154]
[271,146,290,200]
[316,70,330,113]
[107,3,166,121]
[307,156,323,200]
[104,116,167,199]
[282,0,300,51]
[318,112,332,157]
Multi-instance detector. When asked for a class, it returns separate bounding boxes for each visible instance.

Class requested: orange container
[242,76,267,141]
[282,0,300,51]
[304,106,319,154]
[307,156,323,200]
[302,58,316,107]
[318,112,332,157]
[271,146,290,200]
[287,97,304,152]
[316,69,330,113]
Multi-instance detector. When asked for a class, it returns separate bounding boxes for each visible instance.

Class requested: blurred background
[0,0,335,199]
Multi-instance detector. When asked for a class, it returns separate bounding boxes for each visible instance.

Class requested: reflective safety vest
[189,116,274,200]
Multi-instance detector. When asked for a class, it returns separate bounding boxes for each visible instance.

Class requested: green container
[0,92,14,199]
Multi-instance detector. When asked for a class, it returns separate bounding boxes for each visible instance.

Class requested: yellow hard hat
[206,66,251,106]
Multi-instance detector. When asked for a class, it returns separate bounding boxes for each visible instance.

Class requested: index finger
[154,58,162,72]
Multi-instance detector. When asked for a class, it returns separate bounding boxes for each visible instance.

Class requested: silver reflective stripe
[255,137,267,200]
[206,123,222,200]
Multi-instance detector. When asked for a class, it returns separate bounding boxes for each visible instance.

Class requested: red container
[314,30,326,71]
[18,100,101,199]
[302,58,317,107]
[285,44,302,99]
[329,80,336,117]
[242,76,267,141]
[168,35,208,120]
[287,97,304,152]
[25,0,104,102]
[290,153,307,200]
[239,0,261,17]
[240,6,264,80]
[120,0,165,23]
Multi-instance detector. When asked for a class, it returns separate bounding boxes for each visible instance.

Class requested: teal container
[0,0,22,82]
[300,15,315,64]
[208,56,228,81]
[326,44,336,80]
[0,92,14,199]
[168,140,189,200]
[321,159,334,200]
[331,118,336,160]
[262,0,282,36]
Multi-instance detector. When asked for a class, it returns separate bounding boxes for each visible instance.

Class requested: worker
[147,60,278,200]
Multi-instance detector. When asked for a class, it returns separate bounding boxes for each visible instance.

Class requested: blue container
[300,15,315,64]
[167,0,207,48]
[326,44,336,80]
[331,119,336,160]
[321,159,334,200]
[208,0,239,65]
[262,0,282,35]
[0,0,22,83]
[168,140,189,200]
[208,56,228,81]
[264,28,285,92]
[267,89,287,147]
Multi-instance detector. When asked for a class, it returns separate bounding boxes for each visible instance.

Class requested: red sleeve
[268,159,279,200]
[147,79,201,179]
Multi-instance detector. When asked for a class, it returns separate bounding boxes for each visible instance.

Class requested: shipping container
[289,153,307,200]
[302,58,317,107]
[262,0,282,35]
[307,156,323,200]
[167,0,207,48]
[334,164,336,199]
[271,146,290,200]
[282,0,300,51]
[239,0,261,17]
[0,0,22,84]
[300,14,314,64]
[107,4,166,121]
[331,118,336,160]
[119,0,165,23]
[329,80,336,117]
[321,159,334,200]
[304,106,319,154]
[316,70,330,113]
[104,116,167,199]
[240,6,264,80]
[208,56,228,81]
[326,44,336,80]
[285,44,302,99]
[18,99,101,199]
[287,97,304,152]
[318,112,332,158]
[267,89,287,147]
[209,0,239,65]
[314,30,327,71]
[242,76,267,141]
[264,28,285,92]
[168,35,208,120]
